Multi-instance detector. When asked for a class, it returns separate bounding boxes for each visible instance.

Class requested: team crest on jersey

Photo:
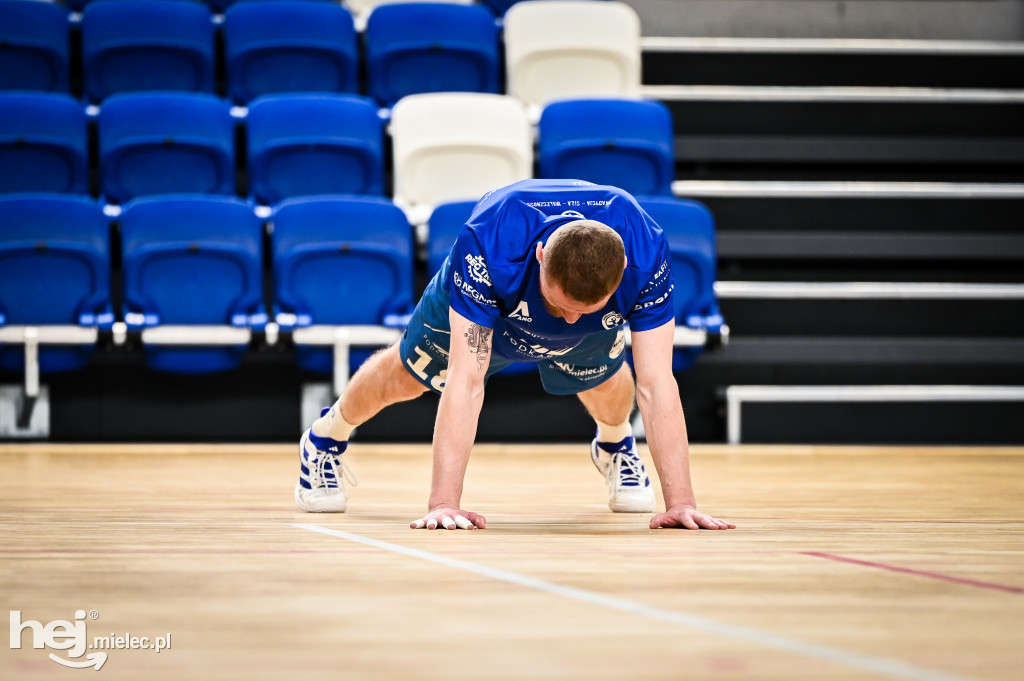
[464,254,491,285]
[601,311,624,330]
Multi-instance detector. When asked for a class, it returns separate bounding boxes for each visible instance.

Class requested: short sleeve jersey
[426,179,675,362]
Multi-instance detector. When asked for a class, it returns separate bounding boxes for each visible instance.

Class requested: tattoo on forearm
[464,324,492,370]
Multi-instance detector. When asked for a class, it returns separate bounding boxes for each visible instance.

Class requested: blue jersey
[421,179,675,363]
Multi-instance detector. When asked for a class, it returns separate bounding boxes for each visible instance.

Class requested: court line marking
[802,552,1024,594]
[291,523,978,681]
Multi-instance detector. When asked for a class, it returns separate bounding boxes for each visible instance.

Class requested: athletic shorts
[399,303,627,397]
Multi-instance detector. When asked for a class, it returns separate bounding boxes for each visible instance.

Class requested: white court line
[291,523,978,681]
[312,522,643,528]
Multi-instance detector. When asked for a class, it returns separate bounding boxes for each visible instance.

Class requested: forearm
[428,377,485,509]
[428,308,493,511]
[636,376,696,510]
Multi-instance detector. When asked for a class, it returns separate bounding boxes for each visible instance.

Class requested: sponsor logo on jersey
[609,329,625,359]
[552,362,609,379]
[453,271,497,308]
[502,331,579,358]
[640,259,672,295]
[601,311,624,329]
[508,301,532,322]
[424,338,450,360]
[560,210,585,220]
[464,254,491,285]
[633,283,674,312]
[530,343,575,357]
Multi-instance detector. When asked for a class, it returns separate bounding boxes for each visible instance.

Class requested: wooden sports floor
[1,442,1022,681]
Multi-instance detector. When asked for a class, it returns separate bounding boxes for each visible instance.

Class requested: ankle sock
[595,420,632,447]
[311,401,357,442]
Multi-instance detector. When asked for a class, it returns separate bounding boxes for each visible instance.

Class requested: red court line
[734,516,1016,525]
[801,551,1024,594]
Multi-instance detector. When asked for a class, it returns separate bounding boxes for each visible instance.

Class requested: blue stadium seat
[0,194,110,374]
[212,0,342,12]
[539,98,675,197]
[99,92,235,204]
[74,0,320,12]
[0,0,69,92]
[639,197,724,370]
[206,0,241,12]
[121,195,264,374]
[247,94,384,205]
[365,3,500,108]
[426,200,477,281]
[0,92,88,194]
[477,0,513,13]
[224,1,358,104]
[272,195,413,375]
[81,0,215,103]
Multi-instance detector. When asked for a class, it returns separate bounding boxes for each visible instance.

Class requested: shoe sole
[294,481,348,513]
[609,493,656,514]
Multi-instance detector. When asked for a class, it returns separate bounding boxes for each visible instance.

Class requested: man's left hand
[650,506,735,530]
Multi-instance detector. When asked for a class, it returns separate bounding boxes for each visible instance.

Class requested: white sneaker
[590,437,657,513]
[295,427,358,513]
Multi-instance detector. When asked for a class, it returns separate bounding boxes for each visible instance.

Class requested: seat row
[0,91,676,207]
[1,0,638,108]
[0,193,722,377]
[59,0,527,17]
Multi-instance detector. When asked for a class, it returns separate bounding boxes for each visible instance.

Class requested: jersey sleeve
[627,237,675,332]
[446,228,501,327]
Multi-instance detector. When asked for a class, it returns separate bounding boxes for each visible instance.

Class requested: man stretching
[296,179,734,532]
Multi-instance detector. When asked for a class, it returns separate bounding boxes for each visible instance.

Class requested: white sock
[311,400,357,442]
[595,419,632,444]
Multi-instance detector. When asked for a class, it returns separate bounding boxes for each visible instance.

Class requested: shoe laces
[312,449,359,489]
[611,449,645,488]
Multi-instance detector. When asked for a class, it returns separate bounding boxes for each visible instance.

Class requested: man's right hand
[410,508,487,530]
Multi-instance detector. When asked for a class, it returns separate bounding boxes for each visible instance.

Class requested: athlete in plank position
[295,179,734,531]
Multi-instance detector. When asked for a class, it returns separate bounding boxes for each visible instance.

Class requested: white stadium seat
[389,92,533,224]
[504,0,642,114]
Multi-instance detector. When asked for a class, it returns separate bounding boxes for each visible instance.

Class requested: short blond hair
[543,220,625,304]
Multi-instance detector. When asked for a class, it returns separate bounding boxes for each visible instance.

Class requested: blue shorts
[399,303,627,396]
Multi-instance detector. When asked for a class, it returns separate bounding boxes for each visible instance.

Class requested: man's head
[536,220,627,323]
